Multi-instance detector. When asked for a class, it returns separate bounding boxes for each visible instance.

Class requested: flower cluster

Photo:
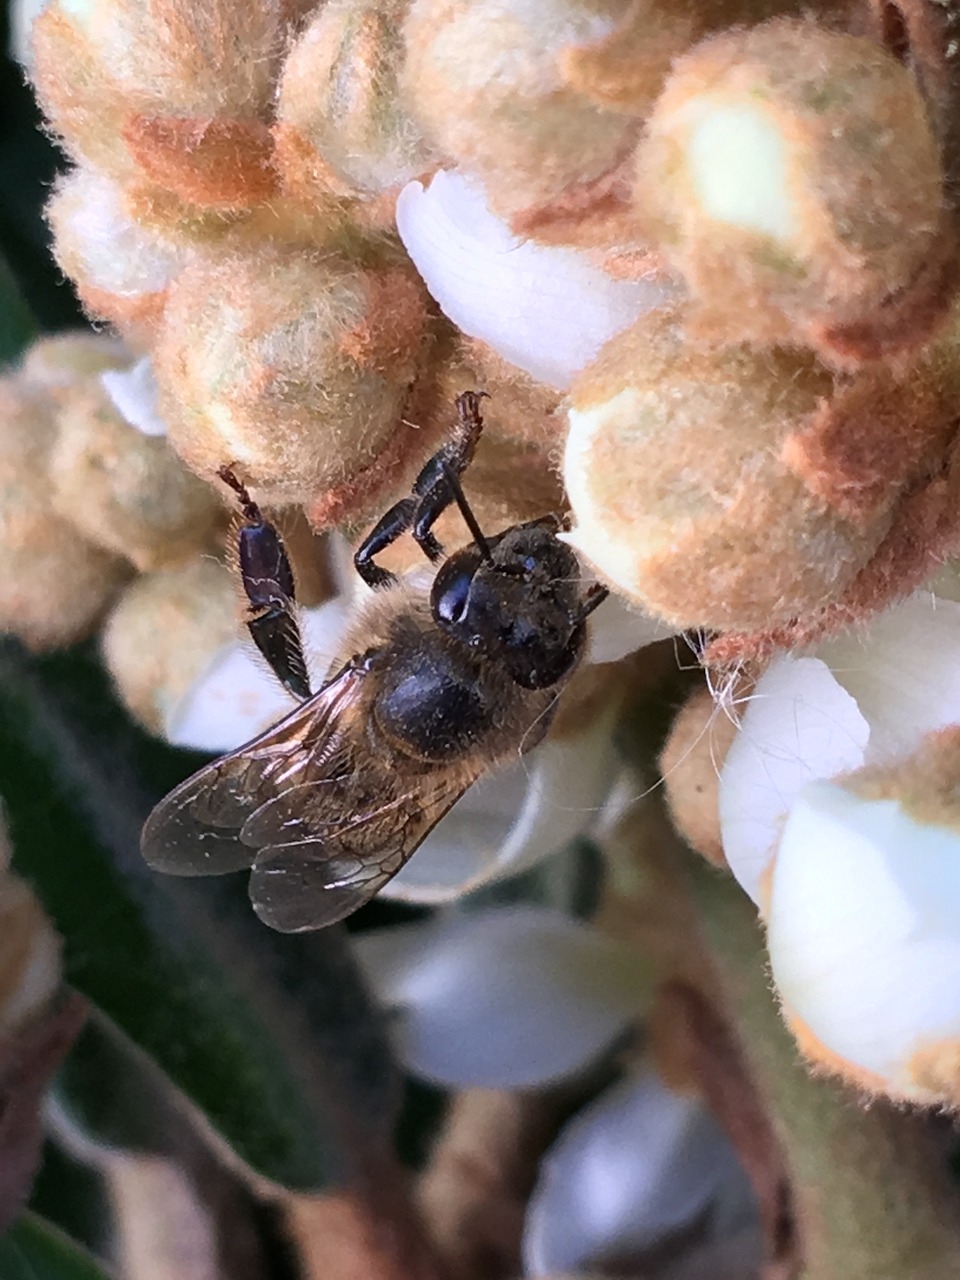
[11,1,960,1268]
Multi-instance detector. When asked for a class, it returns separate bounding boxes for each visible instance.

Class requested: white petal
[164,641,296,753]
[166,600,353,753]
[381,705,620,903]
[396,170,673,390]
[768,780,960,1096]
[522,1070,756,1276]
[718,657,869,904]
[100,356,167,437]
[353,907,647,1089]
[816,592,960,762]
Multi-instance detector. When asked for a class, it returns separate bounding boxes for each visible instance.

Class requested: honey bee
[140,393,607,931]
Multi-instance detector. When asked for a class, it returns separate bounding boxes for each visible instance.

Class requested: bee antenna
[441,460,493,563]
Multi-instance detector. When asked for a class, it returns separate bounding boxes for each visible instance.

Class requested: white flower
[353,906,650,1088]
[395,170,673,390]
[381,700,621,903]
[522,1069,759,1276]
[717,585,960,1102]
[166,598,354,753]
[718,589,960,904]
[767,779,960,1103]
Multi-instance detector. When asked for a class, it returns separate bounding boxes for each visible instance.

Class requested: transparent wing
[140,661,366,877]
[247,765,485,932]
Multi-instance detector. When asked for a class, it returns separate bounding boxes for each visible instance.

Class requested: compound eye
[431,551,481,626]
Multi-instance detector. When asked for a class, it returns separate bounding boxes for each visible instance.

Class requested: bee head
[431,523,586,689]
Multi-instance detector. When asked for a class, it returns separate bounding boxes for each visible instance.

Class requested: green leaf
[0,251,37,367]
[0,640,400,1192]
[0,1212,112,1280]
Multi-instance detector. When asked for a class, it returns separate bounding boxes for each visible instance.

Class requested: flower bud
[0,378,130,651]
[152,241,430,517]
[48,378,224,571]
[32,0,287,205]
[401,0,672,224]
[20,331,128,388]
[101,556,238,735]
[275,0,434,201]
[47,168,189,338]
[660,683,743,868]
[562,307,926,632]
[633,20,952,363]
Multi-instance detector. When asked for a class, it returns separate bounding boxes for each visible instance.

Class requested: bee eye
[432,559,475,626]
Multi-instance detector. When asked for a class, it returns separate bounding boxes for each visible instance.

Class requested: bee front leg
[410,392,487,561]
[354,390,488,584]
[353,496,418,589]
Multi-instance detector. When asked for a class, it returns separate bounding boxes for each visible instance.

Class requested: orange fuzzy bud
[562,307,938,633]
[0,378,130,650]
[32,0,290,205]
[152,241,431,513]
[49,379,224,572]
[46,167,189,339]
[101,556,238,735]
[275,0,434,201]
[633,20,953,363]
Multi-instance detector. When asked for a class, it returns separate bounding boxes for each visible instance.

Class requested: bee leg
[578,583,610,620]
[353,496,417,589]
[219,466,311,700]
[354,391,488,582]
[247,608,311,701]
[410,393,487,561]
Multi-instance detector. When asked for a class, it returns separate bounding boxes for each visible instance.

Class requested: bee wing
[140,662,367,877]
[246,764,486,933]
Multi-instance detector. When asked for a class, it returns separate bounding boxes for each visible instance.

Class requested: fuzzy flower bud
[46,168,190,338]
[275,0,434,200]
[31,0,291,206]
[152,242,430,516]
[633,20,952,363]
[101,557,239,735]
[401,0,680,225]
[561,307,937,632]
[0,377,130,651]
[19,331,129,387]
[659,684,744,868]
[48,376,224,571]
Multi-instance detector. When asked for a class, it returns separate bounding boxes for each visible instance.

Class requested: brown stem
[284,1177,447,1280]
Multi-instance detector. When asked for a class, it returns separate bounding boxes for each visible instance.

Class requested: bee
[140,393,608,931]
